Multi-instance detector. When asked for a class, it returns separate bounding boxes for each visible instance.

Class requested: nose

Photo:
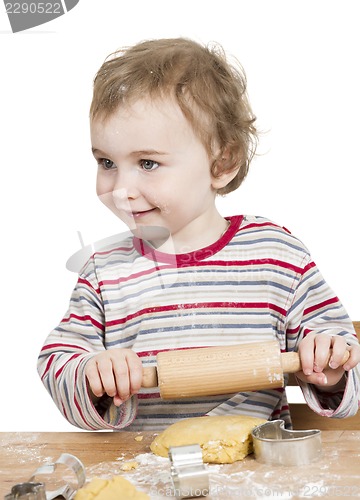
[112,187,130,211]
[112,169,140,207]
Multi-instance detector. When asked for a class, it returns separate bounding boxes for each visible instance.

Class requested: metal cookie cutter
[5,453,86,500]
[169,444,209,499]
[251,419,322,466]
[4,483,46,500]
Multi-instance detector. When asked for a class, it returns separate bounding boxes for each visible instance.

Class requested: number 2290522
[5,3,61,14]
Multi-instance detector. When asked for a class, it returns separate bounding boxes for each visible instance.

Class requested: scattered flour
[84,451,333,499]
[0,433,53,465]
[5,434,355,500]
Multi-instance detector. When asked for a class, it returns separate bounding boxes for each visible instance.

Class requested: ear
[211,166,239,190]
[210,149,240,190]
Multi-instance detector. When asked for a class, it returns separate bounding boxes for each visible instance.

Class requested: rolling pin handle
[280,351,301,374]
[142,365,158,388]
[280,349,351,375]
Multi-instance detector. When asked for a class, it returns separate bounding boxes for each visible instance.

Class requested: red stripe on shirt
[74,365,97,430]
[41,353,56,380]
[55,353,83,379]
[304,297,339,316]
[106,301,287,327]
[41,343,90,353]
[61,314,104,331]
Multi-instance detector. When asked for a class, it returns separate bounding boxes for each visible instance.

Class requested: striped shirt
[37,215,360,431]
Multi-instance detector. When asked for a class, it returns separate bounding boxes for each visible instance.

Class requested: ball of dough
[150,415,266,464]
[74,476,149,499]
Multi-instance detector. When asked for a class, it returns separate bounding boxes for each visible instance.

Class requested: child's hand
[296,332,360,390]
[85,349,143,406]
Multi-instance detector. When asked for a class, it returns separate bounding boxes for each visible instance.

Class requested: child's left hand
[296,332,360,390]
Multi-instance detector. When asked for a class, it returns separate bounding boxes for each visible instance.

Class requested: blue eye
[140,159,159,171]
[98,158,115,170]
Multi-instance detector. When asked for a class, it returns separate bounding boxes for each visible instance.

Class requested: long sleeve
[286,256,360,418]
[37,257,137,430]
[37,216,360,431]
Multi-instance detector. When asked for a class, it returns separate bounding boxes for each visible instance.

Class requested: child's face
[91,97,226,247]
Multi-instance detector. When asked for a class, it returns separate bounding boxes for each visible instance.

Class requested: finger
[127,352,143,394]
[296,369,328,386]
[298,335,316,376]
[112,352,142,406]
[343,344,360,371]
[313,334,332,372]
[85,360,105,397]
[308,372,328,386]
[97,357,118,398]
[113,360,131,402]
[113,394,123,407]
[328,336,348,369]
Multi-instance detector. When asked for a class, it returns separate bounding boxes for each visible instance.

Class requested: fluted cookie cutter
[5,453,86,499]
[251,419,322,466]
[168,444,209,499]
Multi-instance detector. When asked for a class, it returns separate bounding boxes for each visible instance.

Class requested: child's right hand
[85,348,143,406]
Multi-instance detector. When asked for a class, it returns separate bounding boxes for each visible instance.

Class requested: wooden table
[1,431,360,499]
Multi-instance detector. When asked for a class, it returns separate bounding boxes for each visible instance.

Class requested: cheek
[96,173,113,197]
[96,175,116,212]
[145,186,171,211]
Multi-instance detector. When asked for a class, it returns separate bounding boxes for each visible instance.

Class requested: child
[38,38,360,431]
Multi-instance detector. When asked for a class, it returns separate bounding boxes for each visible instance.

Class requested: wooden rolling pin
[141,340,350,399]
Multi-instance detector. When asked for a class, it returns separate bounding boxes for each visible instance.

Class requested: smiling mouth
[129,208,157,218]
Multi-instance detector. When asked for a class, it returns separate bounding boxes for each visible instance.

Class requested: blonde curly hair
[90,38,258,195]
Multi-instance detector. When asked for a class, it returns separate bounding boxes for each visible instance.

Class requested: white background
[1,0,359,431]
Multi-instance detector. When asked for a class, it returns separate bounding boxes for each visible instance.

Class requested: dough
[120,461,139,471]
[150,415,266,464]
[74,476,149,499]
